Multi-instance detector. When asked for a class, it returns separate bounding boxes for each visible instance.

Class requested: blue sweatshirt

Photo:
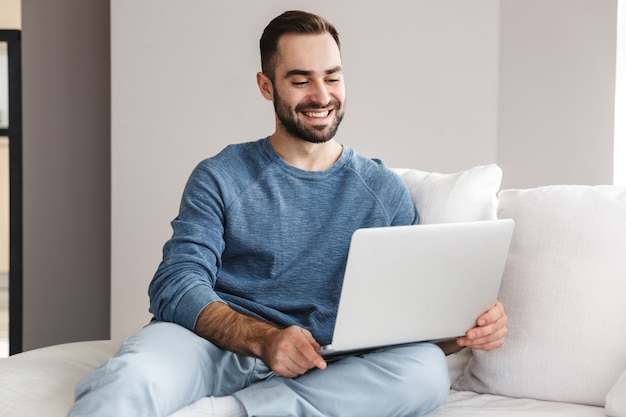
[148,138,418,345]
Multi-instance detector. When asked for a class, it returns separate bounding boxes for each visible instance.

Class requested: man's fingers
[458,302,509,351]
[477,301,506,326]
[459,321,508,350]
[295,328,327,370]
[268,326,327,377]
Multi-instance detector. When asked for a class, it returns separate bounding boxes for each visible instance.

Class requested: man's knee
[71,322,213,417]
[381,343,450,416]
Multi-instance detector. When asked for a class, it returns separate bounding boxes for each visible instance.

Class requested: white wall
[497,0,617,189]
[111,0,501,339]
[615,0,625,186]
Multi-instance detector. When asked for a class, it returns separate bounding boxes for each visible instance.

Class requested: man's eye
[292,81,308,86]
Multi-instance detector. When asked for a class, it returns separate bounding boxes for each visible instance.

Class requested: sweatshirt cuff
[173,284,223,331]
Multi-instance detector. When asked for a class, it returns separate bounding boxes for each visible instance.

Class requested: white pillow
[454,185,626,407]
[607,369,626,417]
[392,164,501,224]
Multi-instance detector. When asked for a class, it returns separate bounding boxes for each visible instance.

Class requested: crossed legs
[68,321,449,417]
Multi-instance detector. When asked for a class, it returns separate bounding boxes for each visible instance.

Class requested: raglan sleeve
[389,170,420,226]
[148,160,228,331]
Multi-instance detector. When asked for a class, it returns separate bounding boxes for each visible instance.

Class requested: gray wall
[21,0,110,350]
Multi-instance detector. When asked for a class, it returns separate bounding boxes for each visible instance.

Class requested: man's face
[270,33,346,144]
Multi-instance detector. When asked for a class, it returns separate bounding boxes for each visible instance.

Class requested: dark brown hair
[260,10,340,80]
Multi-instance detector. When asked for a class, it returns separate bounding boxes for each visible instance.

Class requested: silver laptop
[318,219,514,358]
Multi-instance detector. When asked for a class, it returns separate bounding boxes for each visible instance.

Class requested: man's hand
[437,301,508,355]
[457,300,508,350]
[194,302,326,378]
[262,326,327,378]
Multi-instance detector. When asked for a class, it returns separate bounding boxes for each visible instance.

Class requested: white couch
[1,164,624,417]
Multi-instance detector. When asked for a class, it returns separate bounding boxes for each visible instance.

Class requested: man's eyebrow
[283,66,343,79]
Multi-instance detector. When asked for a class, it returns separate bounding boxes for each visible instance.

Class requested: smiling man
[258,30,346,171]
[67,11,508,417]
[264,39,345,145]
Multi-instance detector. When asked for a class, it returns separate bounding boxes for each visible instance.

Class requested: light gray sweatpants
[68,321,449,417]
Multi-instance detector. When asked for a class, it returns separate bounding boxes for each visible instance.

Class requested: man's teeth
[304,111,330,118]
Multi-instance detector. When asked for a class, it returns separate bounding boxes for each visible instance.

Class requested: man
[68,10,508,417]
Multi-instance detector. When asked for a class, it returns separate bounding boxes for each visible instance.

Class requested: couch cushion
[392,164,501,224]
[0,340,120,417]
[428,390,606,417]
[453,185,626,407]
[606,368,626,417]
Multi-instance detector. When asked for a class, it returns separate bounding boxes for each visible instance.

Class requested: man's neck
[269,133,343,171]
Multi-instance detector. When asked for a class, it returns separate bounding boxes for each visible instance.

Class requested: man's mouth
[303,110,331,118]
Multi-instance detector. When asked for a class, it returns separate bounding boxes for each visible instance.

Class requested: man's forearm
[195,302,326,378]
[194,301,280,358]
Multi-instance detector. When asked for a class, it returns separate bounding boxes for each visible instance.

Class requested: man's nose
[310,81,331,105]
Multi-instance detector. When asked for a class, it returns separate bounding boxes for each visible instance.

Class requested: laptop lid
[319,219,514,358]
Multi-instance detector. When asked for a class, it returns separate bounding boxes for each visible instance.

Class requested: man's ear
[256,72,274,101]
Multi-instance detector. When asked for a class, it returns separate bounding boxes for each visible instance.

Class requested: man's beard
[273,90,345,144]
